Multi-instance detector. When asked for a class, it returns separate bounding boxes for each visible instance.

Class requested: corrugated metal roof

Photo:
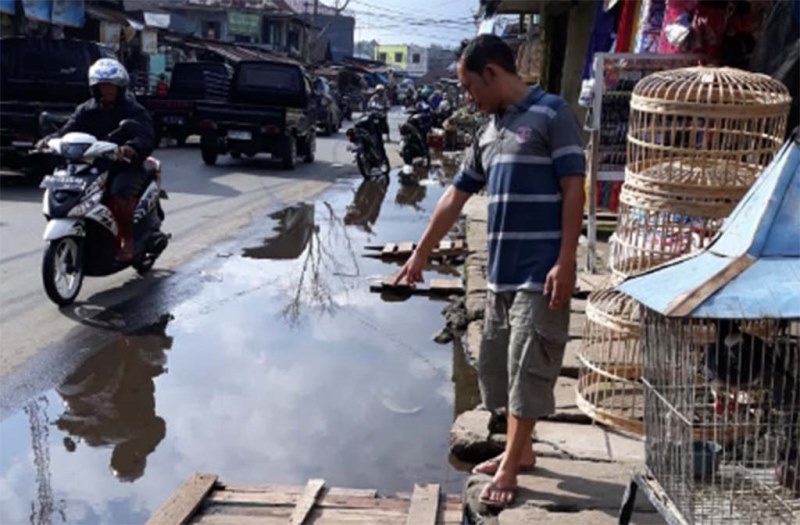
[618,135,800,319]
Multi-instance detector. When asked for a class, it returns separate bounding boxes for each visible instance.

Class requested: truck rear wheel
[201,133,218,165]
[303,133,316,164]
[281,136,297,170]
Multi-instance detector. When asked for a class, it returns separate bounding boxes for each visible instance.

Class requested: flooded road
[0,162,480,524]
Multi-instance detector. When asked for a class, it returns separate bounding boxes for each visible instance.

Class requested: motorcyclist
[367,84,391,142]
[37,58,155,262]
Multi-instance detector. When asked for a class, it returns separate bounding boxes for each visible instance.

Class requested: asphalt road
[0,130,362,394]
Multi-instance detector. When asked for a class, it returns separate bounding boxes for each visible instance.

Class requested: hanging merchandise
[690,0,728,59]
[614,0,641,53]
[720,0,770,69]
[657,0,696,54]
[633,0,665,53]
[582,0,619,80]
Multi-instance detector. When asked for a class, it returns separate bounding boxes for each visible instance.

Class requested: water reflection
[344,178,389,234]
[395,181,427,210]
[55,315,173,483]
[26,397,66,525]
[242,204,315,260]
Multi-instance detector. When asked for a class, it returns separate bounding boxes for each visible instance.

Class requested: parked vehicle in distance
[143,61,230,147]
[312,77,341,136]
[346,107,389,179]
[196,60,316,170]
[0,37,114,171]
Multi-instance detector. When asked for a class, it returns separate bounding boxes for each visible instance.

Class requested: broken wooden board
[148,474,463,524]
[369,277,464,296]
[364,239,469,261]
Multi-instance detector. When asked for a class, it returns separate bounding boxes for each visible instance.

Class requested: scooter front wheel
[42,237,84,306]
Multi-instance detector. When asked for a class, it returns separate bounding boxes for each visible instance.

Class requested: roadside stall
[576,66,791,436]
[616,130,800,524]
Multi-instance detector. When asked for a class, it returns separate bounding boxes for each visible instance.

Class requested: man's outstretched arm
[394,185,471,285]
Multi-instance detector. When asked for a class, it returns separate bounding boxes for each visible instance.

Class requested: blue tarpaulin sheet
[0,0,16,15]
[21,0,50,21]
[52,0,84,27]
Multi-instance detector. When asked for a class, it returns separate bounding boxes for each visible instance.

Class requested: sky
[343,0,479,48]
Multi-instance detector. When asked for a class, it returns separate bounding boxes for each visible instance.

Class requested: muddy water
[0,164,480,524]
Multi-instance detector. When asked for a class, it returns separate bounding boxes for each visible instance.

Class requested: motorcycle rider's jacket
[50,92,156,163]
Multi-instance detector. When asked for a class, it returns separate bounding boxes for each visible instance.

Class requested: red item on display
[658,0,697,54]
[615,0,641,52]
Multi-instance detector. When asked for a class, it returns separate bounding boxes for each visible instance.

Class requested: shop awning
[86,4,142,29]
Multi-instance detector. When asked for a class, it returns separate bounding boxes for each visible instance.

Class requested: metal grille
[642,310,800,524]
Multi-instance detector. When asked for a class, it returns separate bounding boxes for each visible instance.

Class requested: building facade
[374,44,428,78]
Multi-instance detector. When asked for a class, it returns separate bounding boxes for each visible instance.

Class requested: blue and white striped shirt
[453,86,586,292]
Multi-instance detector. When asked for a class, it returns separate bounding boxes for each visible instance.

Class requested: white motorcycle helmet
[88,58,129,98]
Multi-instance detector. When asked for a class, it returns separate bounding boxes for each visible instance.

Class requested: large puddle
[0,162,481,524]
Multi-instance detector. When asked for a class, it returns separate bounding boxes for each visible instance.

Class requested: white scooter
[39,121,169,306]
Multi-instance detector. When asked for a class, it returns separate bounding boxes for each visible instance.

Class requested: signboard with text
[228,11,260,38]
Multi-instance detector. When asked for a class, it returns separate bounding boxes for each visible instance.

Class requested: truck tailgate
[197,101,285,129]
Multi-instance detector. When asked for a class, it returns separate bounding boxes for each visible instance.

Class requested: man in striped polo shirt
[395,35,585,508]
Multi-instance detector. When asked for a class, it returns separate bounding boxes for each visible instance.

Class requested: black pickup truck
[142,61,230,146]
[0,37,113,169]
[196,60,316,170]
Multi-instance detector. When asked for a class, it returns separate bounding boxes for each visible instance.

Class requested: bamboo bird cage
[577,67,791,435]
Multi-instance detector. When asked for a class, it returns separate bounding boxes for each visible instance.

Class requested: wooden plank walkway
[364,240,469,261]
[147,475,463,525]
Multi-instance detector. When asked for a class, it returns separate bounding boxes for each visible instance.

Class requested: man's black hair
[457,34,517,75]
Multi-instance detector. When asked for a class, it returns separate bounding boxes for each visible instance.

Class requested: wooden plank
[397,242,415,253]
[206,490,299,507]
[308,507,408,524]
[370,278,463,296]
[192,515,286,525]
[382,243,398,255]
[207,492,406,512]
[147,473,218,525]
[429,279,463,293]
[665,255,754,316]
[289,479,325,525]
[404,484,440,525]
[216,484,376,499]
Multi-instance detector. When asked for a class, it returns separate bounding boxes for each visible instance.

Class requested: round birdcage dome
[626,67,791,202]
[631,66,791,113]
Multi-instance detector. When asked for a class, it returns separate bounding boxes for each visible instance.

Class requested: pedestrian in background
[395,34,585,508]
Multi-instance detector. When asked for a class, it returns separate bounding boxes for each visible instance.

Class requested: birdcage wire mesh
[641,310,800,524]
[610,66,790,278]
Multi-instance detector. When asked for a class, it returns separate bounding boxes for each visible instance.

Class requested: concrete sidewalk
[452,195,659,524]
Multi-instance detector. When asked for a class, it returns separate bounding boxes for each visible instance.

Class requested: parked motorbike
[38,120,169,306]
[339,95,354,121]
[399,120,430,169]
[346,107,389,179]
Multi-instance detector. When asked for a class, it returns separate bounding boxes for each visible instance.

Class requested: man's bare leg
[473,412,536,474]
[480,413,536,505]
